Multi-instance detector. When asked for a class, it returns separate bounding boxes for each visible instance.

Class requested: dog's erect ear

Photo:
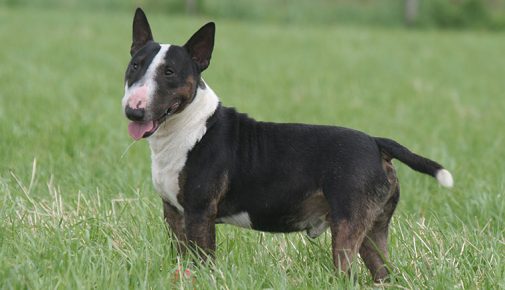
[131,8,153,56]
[184,22,215,72]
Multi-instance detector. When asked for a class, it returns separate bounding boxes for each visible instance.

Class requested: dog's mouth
[127,101,180,140]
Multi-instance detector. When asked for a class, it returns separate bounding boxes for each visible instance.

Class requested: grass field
[0,6,504,289]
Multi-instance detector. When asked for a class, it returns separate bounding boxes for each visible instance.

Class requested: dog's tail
[374,137,453,188]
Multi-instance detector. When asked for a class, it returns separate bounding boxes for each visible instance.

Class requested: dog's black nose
[125,105,145,121]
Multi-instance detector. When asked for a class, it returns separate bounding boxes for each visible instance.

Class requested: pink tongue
[128,121,155,140]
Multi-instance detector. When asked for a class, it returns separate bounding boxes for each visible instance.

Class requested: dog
[121,8,453,282]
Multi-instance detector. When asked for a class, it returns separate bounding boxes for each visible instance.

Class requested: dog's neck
[148,82,219,158]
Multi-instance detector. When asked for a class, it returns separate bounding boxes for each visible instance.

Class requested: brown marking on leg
[184,172,229,261]
[359,228,390,282]
[163,201,187,254]
[330,219,368,275]
[185,204,217,260]
[359,172,400,283]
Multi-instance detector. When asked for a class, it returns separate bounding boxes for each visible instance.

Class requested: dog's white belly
[217,212,252,228]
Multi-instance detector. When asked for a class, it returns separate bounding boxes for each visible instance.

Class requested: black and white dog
[122,8,453,282]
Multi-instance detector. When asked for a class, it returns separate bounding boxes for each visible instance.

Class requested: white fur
[217,212,252,228]
[436,169,454,188]
[149,82,219,212]
[121,45,170,110]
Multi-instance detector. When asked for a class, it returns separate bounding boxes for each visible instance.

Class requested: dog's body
[122,9,453,282]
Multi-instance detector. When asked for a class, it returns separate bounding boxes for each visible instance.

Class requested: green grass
[3,0,505,30]
[1,6,504,289]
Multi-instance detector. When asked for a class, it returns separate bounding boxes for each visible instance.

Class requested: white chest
[148,85,219,213]
[151,150,187,212]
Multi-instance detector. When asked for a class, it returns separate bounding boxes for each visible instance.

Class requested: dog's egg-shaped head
[122,8,215,140]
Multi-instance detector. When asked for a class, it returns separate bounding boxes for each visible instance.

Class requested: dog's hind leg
[359,185,400,283]
[329,219,368,276]
[359,159,400,282]
[163,201,187,254]
[325,182,375,277]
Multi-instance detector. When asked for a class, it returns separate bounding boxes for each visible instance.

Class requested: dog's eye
[165,68,175,76]
[132,62,139,70]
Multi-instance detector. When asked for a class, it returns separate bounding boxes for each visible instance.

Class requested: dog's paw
[173,266,194,283]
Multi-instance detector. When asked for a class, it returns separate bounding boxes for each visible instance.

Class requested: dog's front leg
[184,203,217,261]
[163,201,187,254]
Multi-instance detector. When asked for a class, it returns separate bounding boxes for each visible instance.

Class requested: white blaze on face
[121,44,171,112]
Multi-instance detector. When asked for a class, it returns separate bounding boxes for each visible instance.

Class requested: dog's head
[122,8,215,140]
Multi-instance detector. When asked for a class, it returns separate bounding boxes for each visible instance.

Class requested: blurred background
[2,0,505,29]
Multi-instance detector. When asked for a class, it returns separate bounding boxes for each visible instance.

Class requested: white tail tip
[436,169,454,188]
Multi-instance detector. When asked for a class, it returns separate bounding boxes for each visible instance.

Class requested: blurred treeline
[2,0,505,29]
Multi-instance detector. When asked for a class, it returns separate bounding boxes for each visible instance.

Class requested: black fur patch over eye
[125,42,161,86]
